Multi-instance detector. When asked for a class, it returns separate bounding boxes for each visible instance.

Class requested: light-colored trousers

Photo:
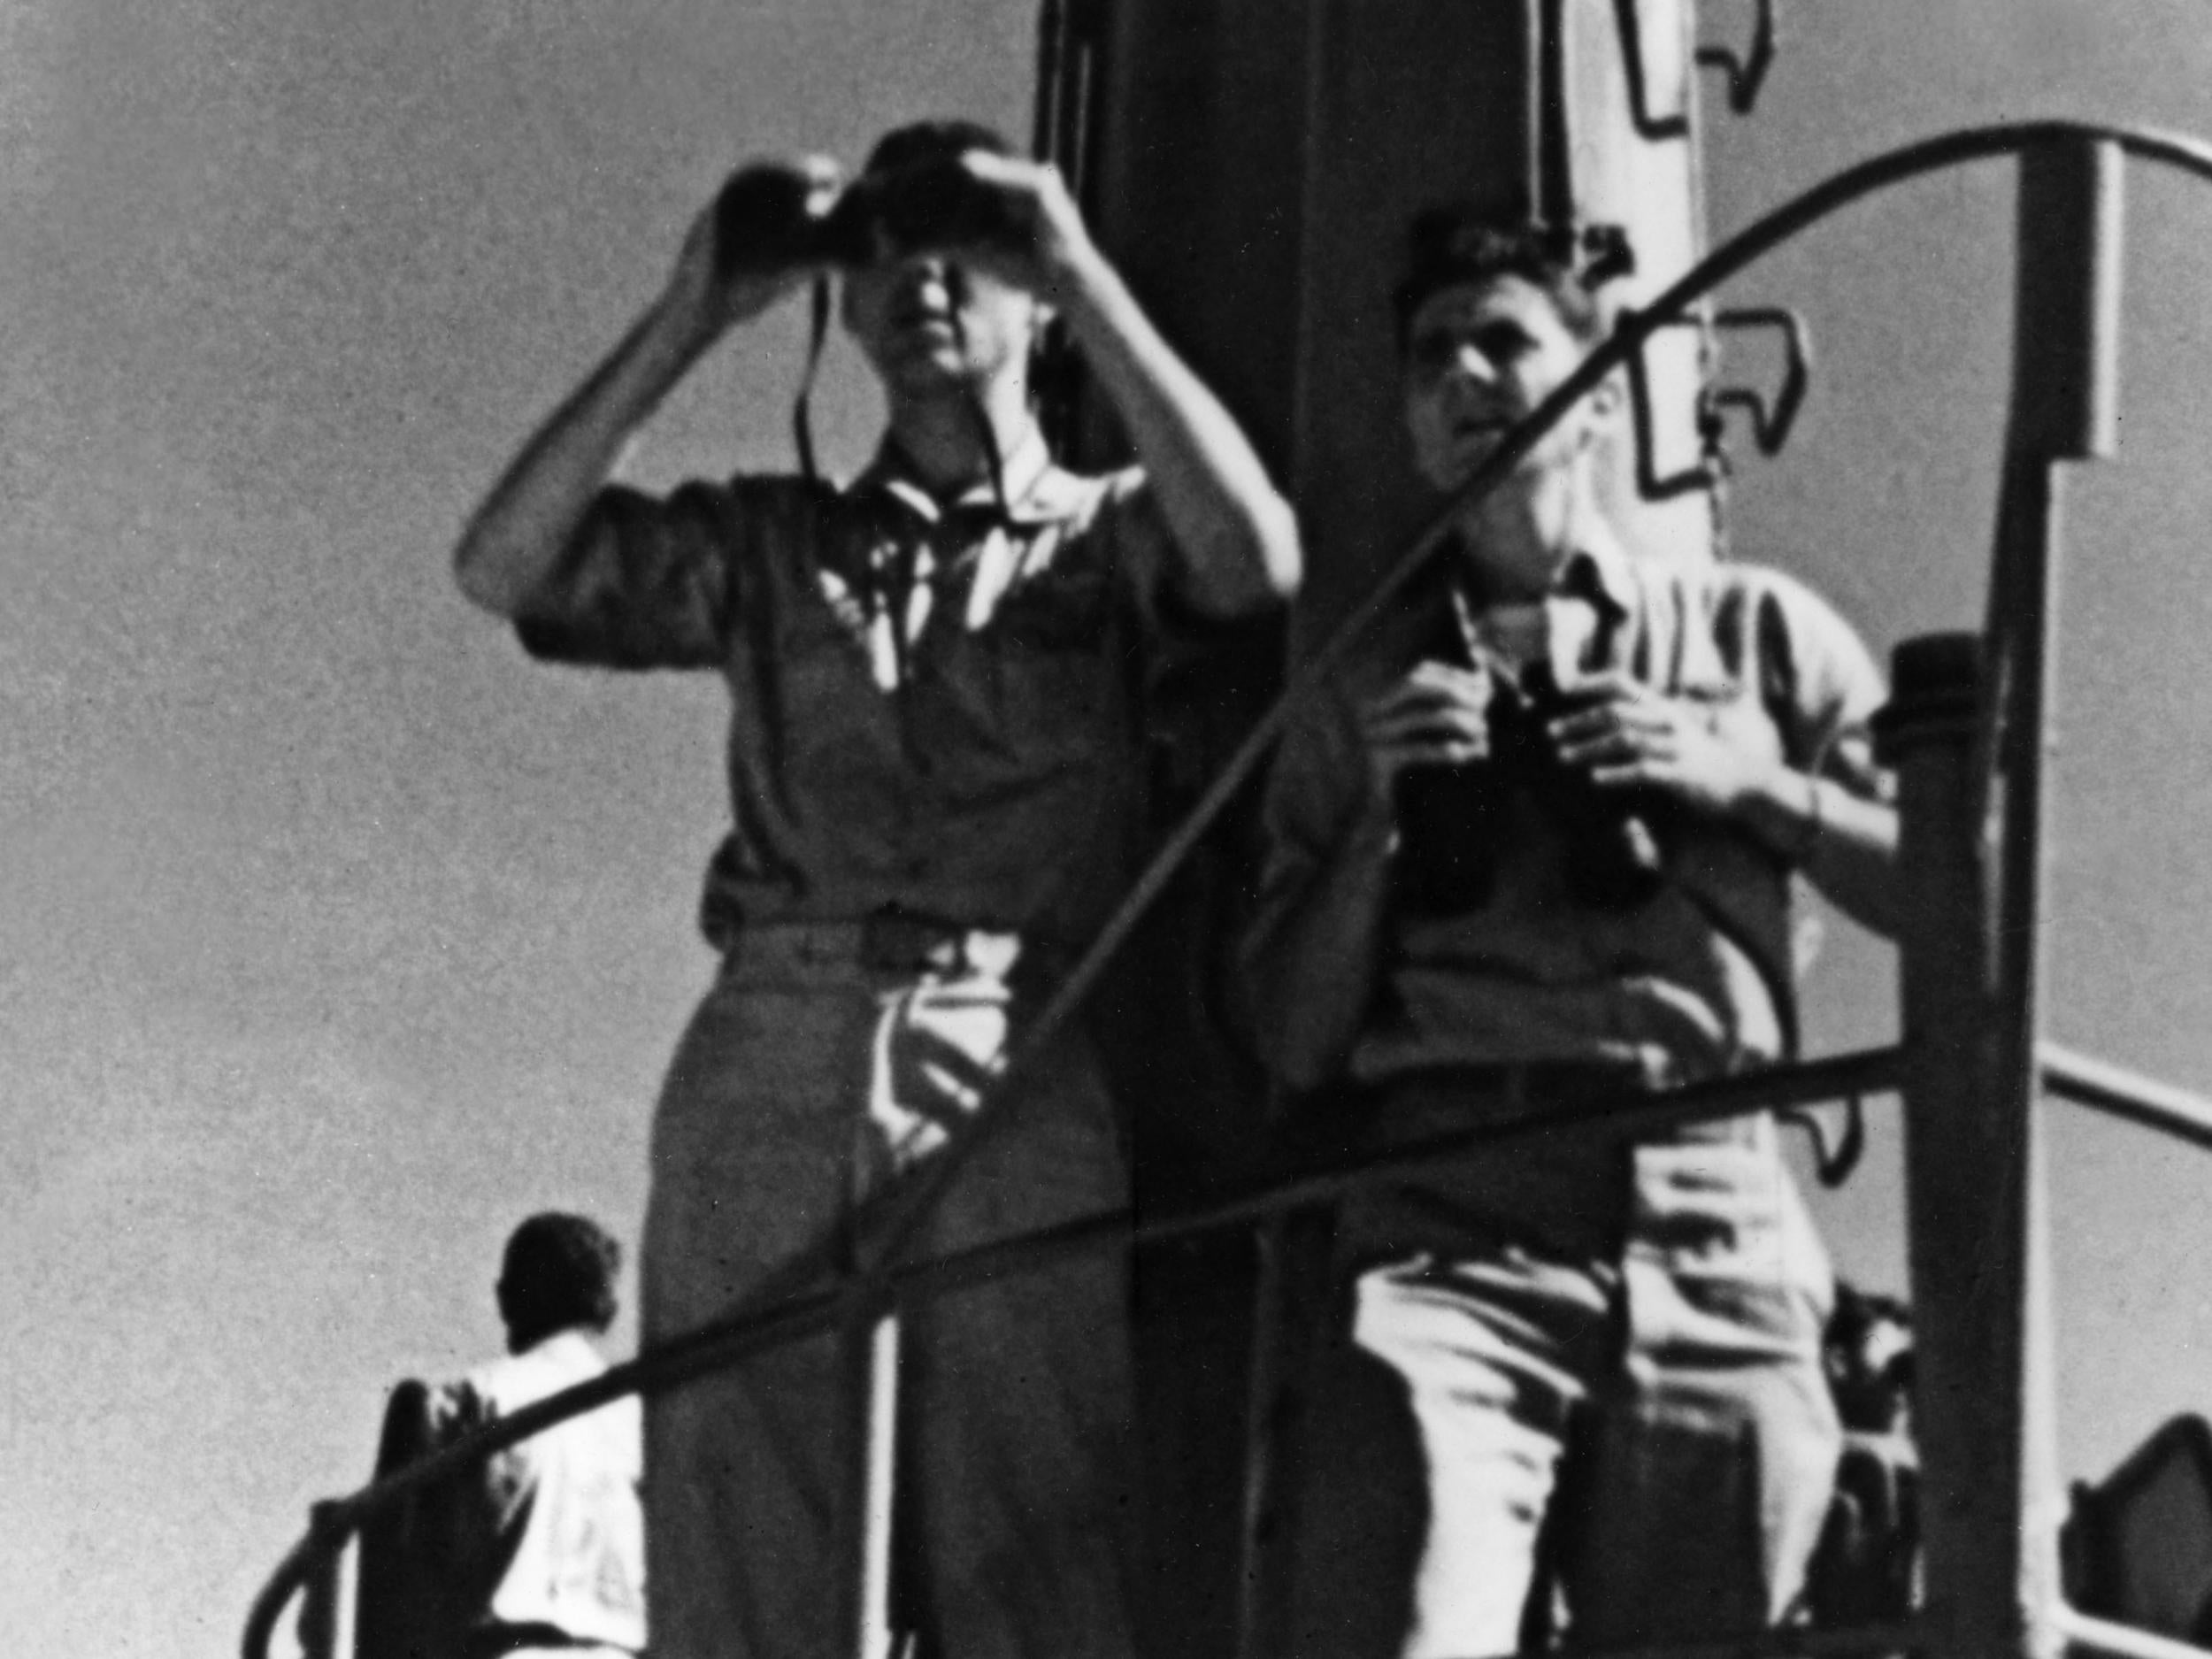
[640,925,1141,1659]
[1288,1081,1841,1659]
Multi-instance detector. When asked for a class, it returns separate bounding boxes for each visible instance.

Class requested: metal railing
[246,119,2212,1659]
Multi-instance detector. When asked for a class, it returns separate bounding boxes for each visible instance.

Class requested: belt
[856,907,985,970]
[463,1624,631,1657]
[1287,1059,1651,1164]
[736,910,1059,977]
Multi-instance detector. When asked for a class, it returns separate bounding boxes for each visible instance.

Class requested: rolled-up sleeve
[1096,465,1290,627]
[1091,466,1176,622]
[1751,569,1892,805]
[513,477,772,670]
[1235,676,1389,1087]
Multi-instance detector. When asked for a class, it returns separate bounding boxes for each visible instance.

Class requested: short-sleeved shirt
[512,429,1183,949]
[362,1331,647,1656]
[1254,519,1890,1088]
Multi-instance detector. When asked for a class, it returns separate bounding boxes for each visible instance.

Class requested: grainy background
[6,3,2212,1653]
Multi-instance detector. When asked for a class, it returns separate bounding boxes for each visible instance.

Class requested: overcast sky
[8,4,2212,1656]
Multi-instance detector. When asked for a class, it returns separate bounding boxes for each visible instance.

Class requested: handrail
[2055,1606,2212,1659]
[244,117,2212,1659]
[242,1047,1902,1657]
[1368,1616,1932,1659]
[2039,1042,2212,1154]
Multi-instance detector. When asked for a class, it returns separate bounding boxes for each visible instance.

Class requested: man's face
[841,252,1039,396]
[1401,274,1610,495]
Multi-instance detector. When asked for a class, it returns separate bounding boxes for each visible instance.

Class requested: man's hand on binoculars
[667,155,844,346]
[926,151,1100,309]
[1360,660,1498,801]
[1548,672,1765,820]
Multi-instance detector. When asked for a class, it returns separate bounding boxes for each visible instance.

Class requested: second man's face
[841,253,1039,396]
[1400,274,1608,495]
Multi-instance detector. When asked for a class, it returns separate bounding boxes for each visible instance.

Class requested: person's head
[1392,209,1620,498]
[838,119,1044,400]
[496,1211,621,1354]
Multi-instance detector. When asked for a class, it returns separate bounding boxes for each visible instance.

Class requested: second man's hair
[1393,210,1610,351]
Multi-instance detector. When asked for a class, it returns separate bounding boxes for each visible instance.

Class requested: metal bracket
[1613,0,1779,142]
[1578,222,1638,289]
[1622,304,1812,499]
[1700,0,1779,118]
[1781,1095,1868,1187]
[1708,304,1810,457]
[1030,0,1107,459]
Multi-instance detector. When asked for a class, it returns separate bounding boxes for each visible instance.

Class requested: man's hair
[499,1211,620,1342]
[1393,209,1611,351]
[861,118,1016,182]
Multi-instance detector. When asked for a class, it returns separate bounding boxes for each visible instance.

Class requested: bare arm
[1549,673,1900,937]
[452,159,838,618]
[949,153,1302,615]
[1731,767,1898,939]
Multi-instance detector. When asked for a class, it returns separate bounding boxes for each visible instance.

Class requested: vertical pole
[1231,1203,1337,1659]
[1884,132,2121,1659]
[1233,1213,1296,1659]
[859,1313,902,1659]
[836,1301,902,1659]
[1033,0,1065,163]
[296,1502,346,1659]
[1881,633,2058,1659]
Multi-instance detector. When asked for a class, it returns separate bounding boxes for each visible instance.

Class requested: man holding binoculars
[454,119,1297,1659]
[1242,211,1899,1658]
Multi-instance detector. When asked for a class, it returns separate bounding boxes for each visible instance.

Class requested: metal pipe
[242,1047,1905,1657]
[1879,629,2059,1659]
[2039,1042,2212,1153]
[296,1502,347,1659]
[1230,1203,1336,1659]
[1295,1615,1933,1659]
[1525,1618,1930,1659]
[1880,150,2121,1659]
[2055,1606,2212,1659]
[836,1310,900,1659]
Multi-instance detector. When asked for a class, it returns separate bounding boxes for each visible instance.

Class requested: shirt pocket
[992,558,1118,651]
[983,565,1122,743]
[777,595,900,785]
[1684,675,1788,773]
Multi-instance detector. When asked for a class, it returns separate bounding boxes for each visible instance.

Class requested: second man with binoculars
[1242,211,1900,1659]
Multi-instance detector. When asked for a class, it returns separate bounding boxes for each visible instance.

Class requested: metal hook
[1698,0,1780,119]
[1707,305,1811,458]
[1612,0,1780,142]
[1620,303,1813,500]
[1781,1094,1867,1188]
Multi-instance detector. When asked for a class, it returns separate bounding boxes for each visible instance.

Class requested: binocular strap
[792,274,833,489]
[787,271,1013,521]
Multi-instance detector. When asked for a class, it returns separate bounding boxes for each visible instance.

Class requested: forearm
[454,296,714,618]
[1242,804,1397,1095]
[1054,251,1301,613]
[1736,767,1900,939]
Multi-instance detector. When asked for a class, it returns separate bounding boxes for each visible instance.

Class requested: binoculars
[712,158,1017,280]
[1392,664,1667,917]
